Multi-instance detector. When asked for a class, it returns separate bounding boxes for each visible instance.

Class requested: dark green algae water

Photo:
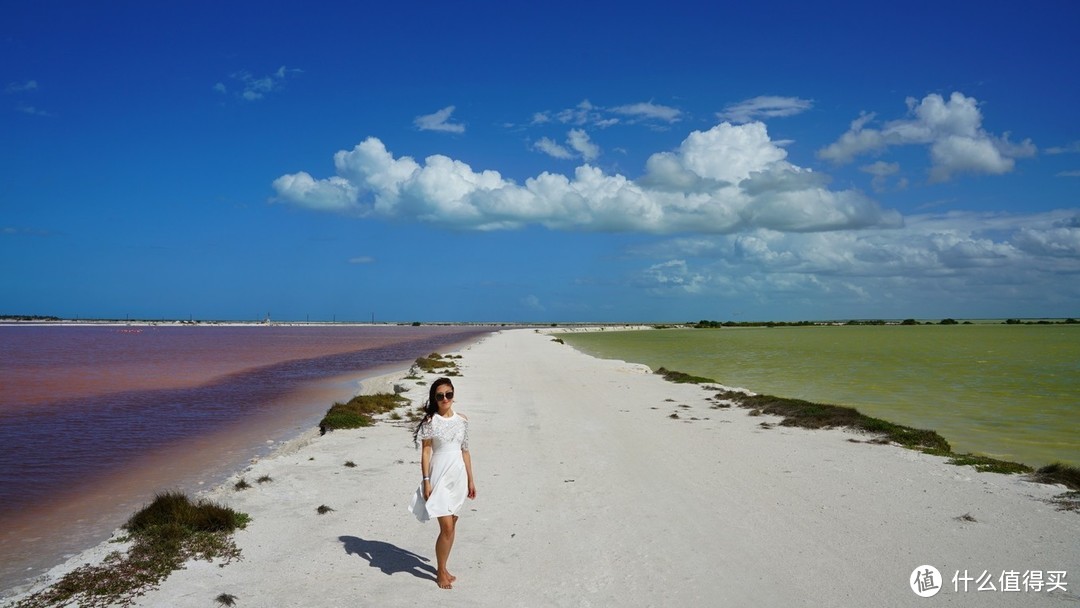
[562,324,1079,469]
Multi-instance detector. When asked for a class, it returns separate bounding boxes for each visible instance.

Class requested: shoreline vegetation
[652,366,1080,498]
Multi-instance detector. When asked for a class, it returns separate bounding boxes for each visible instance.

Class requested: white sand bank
[4,329,1078,607]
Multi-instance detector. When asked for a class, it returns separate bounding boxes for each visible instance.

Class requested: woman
[408,377,476,589]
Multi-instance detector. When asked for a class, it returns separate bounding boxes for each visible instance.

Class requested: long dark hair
[413,377,454,446]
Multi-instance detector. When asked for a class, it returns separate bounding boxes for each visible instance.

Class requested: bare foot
[437,574,453,589]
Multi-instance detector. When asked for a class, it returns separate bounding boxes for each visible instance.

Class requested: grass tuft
[655,367,717,384]
[256,475,272,484]
[317,505,335,515]
[318,392,408,434]
[945,454,1032,475]
[413,353,459,374]
[344,461,357,468]
[234,478,250,491]
[216,593,238,606]
[1029,462,1080,492]
[14,492,247,608]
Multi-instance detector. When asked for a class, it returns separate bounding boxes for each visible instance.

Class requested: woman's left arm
[463,449,476,499]
[460,413,476,499]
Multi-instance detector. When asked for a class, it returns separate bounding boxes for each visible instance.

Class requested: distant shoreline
[2,316,1076,328]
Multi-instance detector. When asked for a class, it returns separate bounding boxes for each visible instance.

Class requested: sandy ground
[4,328,1078,607]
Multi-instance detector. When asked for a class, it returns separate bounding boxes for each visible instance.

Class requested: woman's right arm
[420,439,433,500]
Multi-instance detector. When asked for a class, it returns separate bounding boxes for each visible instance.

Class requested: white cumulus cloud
[818,92,1036,182]
[273,121,902,234]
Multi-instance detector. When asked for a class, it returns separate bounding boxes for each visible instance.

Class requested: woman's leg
[435,515,457,588]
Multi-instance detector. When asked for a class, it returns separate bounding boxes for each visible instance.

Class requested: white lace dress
[409,412,469,523]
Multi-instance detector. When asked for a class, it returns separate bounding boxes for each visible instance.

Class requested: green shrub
[15,492,247,608]
[125,491,247,534]
[414,353,458,373]
[318,393,408,434]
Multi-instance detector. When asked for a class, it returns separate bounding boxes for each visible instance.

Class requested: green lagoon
[562,324,1079,468]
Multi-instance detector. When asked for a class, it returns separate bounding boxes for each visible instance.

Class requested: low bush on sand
[15,492,248,608]
[414,353,459,374]
[319,393,408,434]
[1030,462,1080,492]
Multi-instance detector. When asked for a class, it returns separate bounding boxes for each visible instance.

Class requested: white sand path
[6,329,1078,607]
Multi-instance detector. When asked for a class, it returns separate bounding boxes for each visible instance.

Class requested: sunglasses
[435,391,455,402]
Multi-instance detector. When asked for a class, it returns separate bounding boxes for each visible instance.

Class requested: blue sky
[2,1,1078,322]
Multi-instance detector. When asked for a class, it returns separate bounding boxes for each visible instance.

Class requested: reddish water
[0,324,491,593]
